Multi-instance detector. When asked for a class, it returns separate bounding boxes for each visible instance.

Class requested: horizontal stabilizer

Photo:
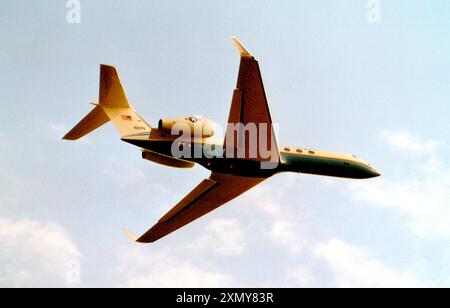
[63,105,109,140]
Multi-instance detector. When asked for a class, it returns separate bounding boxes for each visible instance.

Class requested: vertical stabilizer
[63,65,151,141]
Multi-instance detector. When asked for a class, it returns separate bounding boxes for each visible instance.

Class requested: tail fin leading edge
[63,65,151,141]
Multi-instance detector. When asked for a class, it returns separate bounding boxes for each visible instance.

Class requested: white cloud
[0,217,81,288]
[380,130,440,155]
[351,175,450,239]
[251,186,283,217]
[116,219,247,287]
[116,246,232,288]
[288,266,317,288]
[351,130,450,239]
[245,179,306,254]
[314,239,422,288]
[268,219,304,254]
[188,219,246,256]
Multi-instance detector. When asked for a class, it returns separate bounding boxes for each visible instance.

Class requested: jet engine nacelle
[158,116,215,138]
[142,150,195,169]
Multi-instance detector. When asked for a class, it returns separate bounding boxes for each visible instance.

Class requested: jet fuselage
[122,134,380,179]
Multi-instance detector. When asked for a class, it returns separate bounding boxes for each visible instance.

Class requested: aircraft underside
[122,136,380,179]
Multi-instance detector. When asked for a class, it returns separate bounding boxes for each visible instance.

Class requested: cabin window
[284,147,291,152]
[309,150,315,155]
[296,149,303,153]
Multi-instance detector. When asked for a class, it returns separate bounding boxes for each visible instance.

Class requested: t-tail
[63,65,151,141]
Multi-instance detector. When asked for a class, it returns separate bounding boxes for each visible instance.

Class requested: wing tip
[62,136,76,141]
[62,130,81,141]
[122,228,139,242]
[122,228,158,244]
[231,36,253,58]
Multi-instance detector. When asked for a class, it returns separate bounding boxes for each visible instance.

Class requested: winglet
[231,37,253,58]
[122,228,139,242]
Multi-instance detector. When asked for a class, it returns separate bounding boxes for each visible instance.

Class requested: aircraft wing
[225,37,280,164]
[125,173,266,243]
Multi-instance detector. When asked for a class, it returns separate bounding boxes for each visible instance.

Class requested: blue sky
[0,0,449,287]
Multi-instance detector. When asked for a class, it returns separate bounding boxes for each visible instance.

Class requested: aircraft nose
[368,166,381,178]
